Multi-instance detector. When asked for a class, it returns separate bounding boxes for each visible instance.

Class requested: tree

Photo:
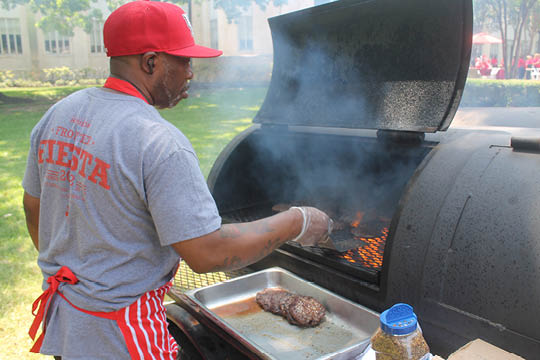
[1,0,290,37]
[472,0,498,60]
[474,0,497,32]
[0,0,289,102]
[213,0,288,23]
[524,3,540,54]
[481,0,540,78]
[1,0,100,36]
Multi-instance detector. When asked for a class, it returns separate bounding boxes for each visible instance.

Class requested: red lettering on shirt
[38,139,111,191]
[55,126,94,145]
[88,158,111,190]
[46,140,56,164]
[77,150,93,178]
[55,141,73,167]
[71,146,81,172]
[70,117,91,128]
[38,140,47,163]
[79,133,93,145]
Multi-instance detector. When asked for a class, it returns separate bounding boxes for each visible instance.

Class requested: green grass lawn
[0,85,266,359]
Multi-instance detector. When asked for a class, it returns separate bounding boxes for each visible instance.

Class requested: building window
[44,31,71,54]
[210,19,218,50]
[90,20,104,53]
[0,18,23,55]
[237,15,253,51]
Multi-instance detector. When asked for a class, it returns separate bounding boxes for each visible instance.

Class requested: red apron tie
[29,266,79,353]
[28,262,180,358]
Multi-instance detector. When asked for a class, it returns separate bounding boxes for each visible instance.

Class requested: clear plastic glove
[290,206,334,247]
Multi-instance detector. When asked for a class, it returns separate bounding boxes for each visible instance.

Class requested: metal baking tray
[181,267,380,360]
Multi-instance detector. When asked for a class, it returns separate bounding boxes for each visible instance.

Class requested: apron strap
[29,266,78,353]
[28,266,120,353]
[29,263,179,359]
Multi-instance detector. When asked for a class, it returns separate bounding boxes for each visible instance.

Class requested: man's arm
[23,191,40,251]
[172,207,328,274]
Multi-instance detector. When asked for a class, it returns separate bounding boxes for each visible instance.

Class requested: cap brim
[166,44,223,58]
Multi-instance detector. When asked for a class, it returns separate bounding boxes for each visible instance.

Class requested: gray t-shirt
[23,87,222,312]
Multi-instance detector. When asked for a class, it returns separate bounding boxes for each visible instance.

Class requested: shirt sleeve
[145,148,222,246]
[22,140,41,198]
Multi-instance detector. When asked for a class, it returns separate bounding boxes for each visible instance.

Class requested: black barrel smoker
[167,0,540,358]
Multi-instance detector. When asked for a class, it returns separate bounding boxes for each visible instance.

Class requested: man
[479,54,492,76]
[517,56,526,79]
[22,1,332,359]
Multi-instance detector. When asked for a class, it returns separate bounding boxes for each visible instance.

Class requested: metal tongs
[274,205,360,252]
[315,218,339,251]
[314,219,364,252]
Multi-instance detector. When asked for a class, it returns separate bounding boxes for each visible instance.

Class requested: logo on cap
[182,14,194,37]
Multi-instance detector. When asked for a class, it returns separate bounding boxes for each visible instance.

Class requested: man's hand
[290,207,333,247]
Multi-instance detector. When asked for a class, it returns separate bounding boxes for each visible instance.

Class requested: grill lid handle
[511,136,540,153]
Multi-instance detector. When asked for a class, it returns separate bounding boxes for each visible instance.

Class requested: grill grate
[284,227,387,271]
[222,205,388,273]
[173,260,252,293]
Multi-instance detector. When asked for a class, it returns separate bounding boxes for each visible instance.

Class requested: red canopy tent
[472,32,502,44]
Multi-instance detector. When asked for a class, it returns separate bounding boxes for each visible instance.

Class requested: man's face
[153,54,193,109]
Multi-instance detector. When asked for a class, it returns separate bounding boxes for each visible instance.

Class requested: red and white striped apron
[29,266,179,359]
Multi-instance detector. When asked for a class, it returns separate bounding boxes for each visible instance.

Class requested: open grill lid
[253,0,472,133]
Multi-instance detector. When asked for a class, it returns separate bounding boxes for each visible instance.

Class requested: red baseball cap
[103,0,222,58]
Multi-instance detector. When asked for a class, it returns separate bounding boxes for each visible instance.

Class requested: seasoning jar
[370,303,430,360]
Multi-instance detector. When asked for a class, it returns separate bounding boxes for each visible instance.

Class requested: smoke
[209,0,454,221]
[245,129,428,221]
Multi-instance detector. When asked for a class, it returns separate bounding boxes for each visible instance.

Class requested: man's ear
[141,52,158,75]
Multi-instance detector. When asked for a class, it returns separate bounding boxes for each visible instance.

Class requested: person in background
[517,56,526,79]
[534,53,540,68]
[491,56,498,67]
[525,55,534,79]
[22,1,333,359]
[494,57,504,79]
[474,56,482,68]
[495,66,505,79]
[479,55,492,76]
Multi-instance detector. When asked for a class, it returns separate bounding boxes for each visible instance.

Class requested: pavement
[451,107,540,129]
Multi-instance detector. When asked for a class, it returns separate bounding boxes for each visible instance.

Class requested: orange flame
[351,211,364,228]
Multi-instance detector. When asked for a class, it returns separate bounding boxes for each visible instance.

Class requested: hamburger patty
[287,296,326,327]
[255,288,290,315]
[255,288,326,327]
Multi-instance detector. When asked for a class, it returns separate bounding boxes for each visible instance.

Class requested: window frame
[237,14,253,52]
[0,17,23,55]
[90,19,105,54]
[43,31,71,55]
